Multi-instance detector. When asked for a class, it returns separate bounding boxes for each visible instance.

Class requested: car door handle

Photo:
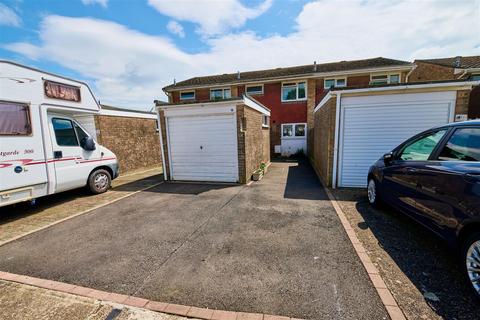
[54,151,62,159]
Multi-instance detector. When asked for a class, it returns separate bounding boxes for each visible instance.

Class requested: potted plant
[252,162,267,181]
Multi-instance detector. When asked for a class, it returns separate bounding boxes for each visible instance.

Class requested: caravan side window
[0,101,31,135]
[52,118,79,146]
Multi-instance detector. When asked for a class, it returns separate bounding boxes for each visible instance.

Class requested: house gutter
[163,65,414,92]
[332,92,341,189]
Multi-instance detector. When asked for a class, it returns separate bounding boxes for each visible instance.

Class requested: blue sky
[1,0,479,110]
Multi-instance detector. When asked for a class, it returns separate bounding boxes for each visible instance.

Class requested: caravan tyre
[88,169,111,194]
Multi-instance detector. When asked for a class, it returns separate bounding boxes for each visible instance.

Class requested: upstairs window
[210,88,231,100]
[180,91,195,100]
[246,84,264,95]
[282,81,306,102]
[0,101,31,136]
[370,74,400,85]
[324,78,346,89]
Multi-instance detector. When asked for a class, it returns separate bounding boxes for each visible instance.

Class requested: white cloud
[167,20,185,38]
[4,1,479,110]
[148,0,273,35]
[0,3,21,27]
[81,0,108,8]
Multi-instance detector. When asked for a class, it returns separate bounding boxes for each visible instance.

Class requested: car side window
[438,128,480,161]
[398,130,446,161]
[52,118,79,147]
[73,122,89,144]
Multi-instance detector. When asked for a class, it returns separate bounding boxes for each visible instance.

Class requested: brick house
[409,55,480,82]
[162,57,414,157]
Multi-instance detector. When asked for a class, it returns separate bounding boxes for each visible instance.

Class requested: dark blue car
[367,120,480,298]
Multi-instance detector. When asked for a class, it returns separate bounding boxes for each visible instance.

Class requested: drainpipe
[405,65,417,82]
[155,105,167,181]
[332,92,341,189]
[457,69,468,80]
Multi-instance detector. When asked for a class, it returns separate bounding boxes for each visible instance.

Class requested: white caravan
[0,60,118,207]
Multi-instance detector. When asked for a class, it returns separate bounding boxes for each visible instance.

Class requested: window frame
[370,73,401,85]
[246,84,264,95]
[281,123,307,139]
[262,115,270,128]
[51,117,83,147]
[433,126,480,162]
[470,74,480,81]
[324,78,347,89]
[281,81,307,102]
[210,87,231,100]
[0,100,32,136]
[179,90,195,101]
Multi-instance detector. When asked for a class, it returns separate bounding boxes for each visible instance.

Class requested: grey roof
[163,57,412,91]
[100,104,156,115]
[417,55,480,69]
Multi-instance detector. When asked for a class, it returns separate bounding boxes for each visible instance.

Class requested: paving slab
[0,161,387,320]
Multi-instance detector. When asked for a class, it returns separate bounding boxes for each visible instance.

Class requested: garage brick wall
[94,115,162,173]
[236,104,270,184]
[455,90,471,116]
[310,96,337,187]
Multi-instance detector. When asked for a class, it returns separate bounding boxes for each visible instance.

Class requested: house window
[282,123,307,138]
[370,74,400,85]
[246,84,264,95]
[324,78,346,89]
[262,115,270,127]
[0,101,31,136]
[470,74,480,81]
[210,88,231,100]
[180,91,195,100]
[281,81,306,102]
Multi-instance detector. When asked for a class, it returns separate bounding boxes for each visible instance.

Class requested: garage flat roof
[315,79,480,113]
[157,94,270,116]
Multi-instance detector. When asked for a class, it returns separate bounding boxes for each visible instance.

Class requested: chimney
[237,71,241,79]
[313,61,317,72]
[454,56,462,68]
[174,78,176,85]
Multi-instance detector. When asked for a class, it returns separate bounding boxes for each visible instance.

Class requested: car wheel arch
[458,222,480,248]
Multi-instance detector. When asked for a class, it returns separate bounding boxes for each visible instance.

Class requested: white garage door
[338,91,456,187]
[167,113,238,182]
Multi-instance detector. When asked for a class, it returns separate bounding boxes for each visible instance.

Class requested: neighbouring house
[162,57,415,157]
[409,55,480,82]
[76,104,162,173]
[310,79,480,188]
[155,95,270,184]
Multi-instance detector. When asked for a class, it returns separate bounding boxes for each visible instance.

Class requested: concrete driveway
[0,161,387,320]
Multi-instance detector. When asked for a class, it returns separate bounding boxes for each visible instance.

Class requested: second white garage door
[167,112,238,182]
[338,91,456,187]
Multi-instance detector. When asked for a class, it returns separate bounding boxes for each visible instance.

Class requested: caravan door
[0,101,47,196]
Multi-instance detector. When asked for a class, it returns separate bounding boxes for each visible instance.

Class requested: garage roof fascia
[157,95,270,116]
[314,80,480,113]
[164,65,413,92]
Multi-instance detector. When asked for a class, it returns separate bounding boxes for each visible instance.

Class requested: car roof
[432,120,480,130]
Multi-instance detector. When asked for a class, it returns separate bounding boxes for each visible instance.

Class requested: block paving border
[323,188,406,320]
[0,271,300,320]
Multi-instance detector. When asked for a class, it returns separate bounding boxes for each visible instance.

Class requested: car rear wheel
[367,178,381,207]
[88,169,111,194]
[463,232,480,298]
